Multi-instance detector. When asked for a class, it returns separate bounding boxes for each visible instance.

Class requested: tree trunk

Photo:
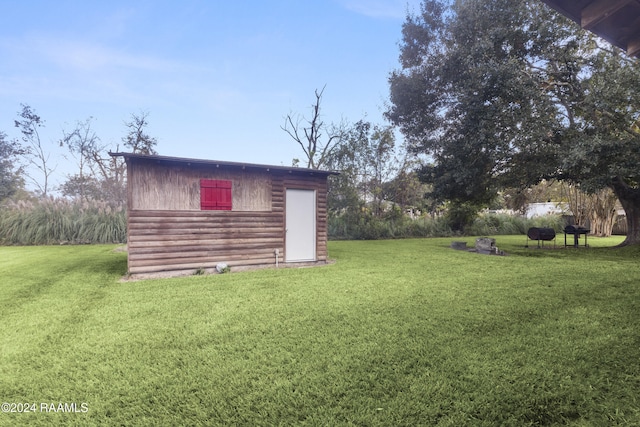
[587,188,618,237]
[565,184,589,226]
[611,178,640,246]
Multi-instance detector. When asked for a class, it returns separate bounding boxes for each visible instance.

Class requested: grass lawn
[1,236,640,426]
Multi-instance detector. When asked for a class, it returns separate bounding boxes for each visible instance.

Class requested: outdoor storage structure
[110,153,338,277]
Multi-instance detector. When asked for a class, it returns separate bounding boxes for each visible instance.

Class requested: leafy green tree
[383,166,431,214]
[324,137,364,215]
[324,120,401,217]
[559,49,640,244]
[349,121,399,217]
[387,0,640,244]
[388,0,556,230]
[59,175,104,201]
[0,131,25,202]
[502,180,566,214]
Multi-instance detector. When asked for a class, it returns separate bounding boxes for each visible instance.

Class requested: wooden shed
[110,152,338,277]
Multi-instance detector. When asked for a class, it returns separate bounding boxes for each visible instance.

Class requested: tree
[64,111,158,206]
[586,188,618,237]
[0,131,25,202]
[563,184,619,237]
[122,111,158,155]
[502,180,563,215]
[559,49,640,245]
[323,120,403,217]
[89,147,127,205]
[14,104,56,196]
[387,0,640,244]
[282,87,345,170]
[60,117,100,201]
[59,175,105,201]
[351,122,399,217]
[59,112,155,205]
[383,161,431,214]
[388,0,556,229]
[323,136,364,215]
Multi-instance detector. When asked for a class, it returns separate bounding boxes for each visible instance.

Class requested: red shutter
[200,179,216,210]
[215,180,232,210]
[200,179,232,210]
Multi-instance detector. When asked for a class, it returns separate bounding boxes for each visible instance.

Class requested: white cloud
[0,34,201,106]
[30,37,178,72]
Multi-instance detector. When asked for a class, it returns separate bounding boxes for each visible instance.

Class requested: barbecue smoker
[526,227,556,248]
[564,225,590,248]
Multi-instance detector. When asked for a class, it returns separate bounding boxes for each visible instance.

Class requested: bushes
[0,198,126,245]
[328,211,453,240]
[1,197,566,245]
[467,213,565,236]
[328,211,565,240]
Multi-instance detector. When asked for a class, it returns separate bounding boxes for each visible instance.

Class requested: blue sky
[0,0,421,191]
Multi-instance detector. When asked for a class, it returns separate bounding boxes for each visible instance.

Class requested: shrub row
[466,213,566,237]
[0,198,564,245]
[328,212,566,240]
[0,198,127,245]
[328,214,452,240]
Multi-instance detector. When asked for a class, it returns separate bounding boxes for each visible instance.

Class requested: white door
[285,189,316,262]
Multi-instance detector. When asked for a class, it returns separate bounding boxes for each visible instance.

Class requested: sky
[0,0,422,192]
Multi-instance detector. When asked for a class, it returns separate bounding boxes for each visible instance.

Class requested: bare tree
[90,145,127,205]
[564,184,590,227]
[281,87,345,170]
[122,111,158,155]
[60,117,100,201]
[14,104,56,196]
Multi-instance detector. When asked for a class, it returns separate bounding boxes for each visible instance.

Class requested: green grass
[1,236,640,426]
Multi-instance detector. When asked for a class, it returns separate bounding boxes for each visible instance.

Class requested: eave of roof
[109,152,339,176]
[540,0,640,58]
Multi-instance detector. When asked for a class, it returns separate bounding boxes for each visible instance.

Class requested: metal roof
[540,0,640,58]
[109,152,339,176]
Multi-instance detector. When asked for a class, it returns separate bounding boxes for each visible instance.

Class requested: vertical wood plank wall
[126,159,329,275]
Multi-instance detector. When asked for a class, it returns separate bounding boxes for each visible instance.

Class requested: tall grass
[328,212,565,240]
[0,198,126,245]
[328,213,453,240]
[1,198,566,245]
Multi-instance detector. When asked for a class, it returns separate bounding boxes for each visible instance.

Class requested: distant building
[525,202,569,219]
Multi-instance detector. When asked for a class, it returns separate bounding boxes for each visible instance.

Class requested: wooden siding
[129,160,272,211]
[125,162,330,276]
[127,210,285,274]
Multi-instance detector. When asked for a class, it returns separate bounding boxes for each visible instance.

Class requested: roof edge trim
[109,152,339,176]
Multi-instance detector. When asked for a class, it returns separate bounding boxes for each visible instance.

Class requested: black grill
[564,225,590,248]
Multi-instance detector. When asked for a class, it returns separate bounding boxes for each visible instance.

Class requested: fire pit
[564,225,590,248]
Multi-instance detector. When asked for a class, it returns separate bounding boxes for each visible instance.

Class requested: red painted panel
[200,179,232,210]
